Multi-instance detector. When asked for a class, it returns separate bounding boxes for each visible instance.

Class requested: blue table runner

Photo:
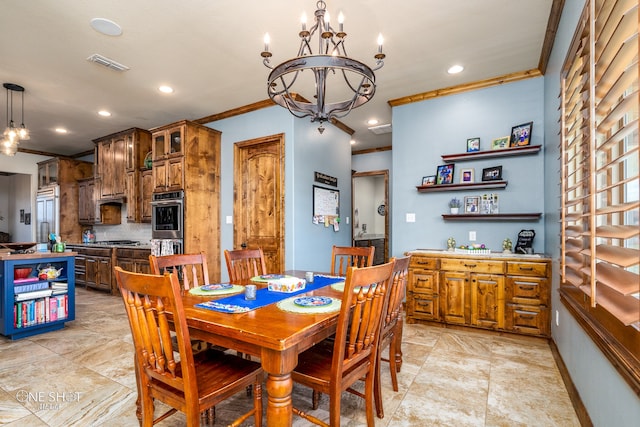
[195,275,344,313]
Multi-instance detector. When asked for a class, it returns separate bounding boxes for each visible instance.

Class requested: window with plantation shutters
[560,0,639,390]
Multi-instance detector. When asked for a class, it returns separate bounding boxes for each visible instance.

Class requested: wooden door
[233,134,285,274]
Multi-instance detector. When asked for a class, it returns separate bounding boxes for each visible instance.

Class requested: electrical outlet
[469,231,477,241]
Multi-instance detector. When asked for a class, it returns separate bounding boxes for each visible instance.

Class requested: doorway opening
[352,170,389,265]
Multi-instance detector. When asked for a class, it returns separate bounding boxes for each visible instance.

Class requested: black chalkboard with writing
[515,229,536,254]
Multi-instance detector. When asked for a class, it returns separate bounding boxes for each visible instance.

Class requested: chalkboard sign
[515,229,536,254]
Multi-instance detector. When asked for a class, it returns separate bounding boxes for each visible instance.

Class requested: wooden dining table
[178,271,344,426]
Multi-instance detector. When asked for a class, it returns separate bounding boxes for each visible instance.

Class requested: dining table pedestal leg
[262,347,297,426]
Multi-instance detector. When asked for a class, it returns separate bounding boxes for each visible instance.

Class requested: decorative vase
[450,207,459,214]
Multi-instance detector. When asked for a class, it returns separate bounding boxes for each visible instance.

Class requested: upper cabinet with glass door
[152,124,184,161]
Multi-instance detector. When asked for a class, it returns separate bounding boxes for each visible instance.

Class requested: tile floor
[0,287,580,426]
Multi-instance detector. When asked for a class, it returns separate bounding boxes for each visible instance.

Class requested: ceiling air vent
[86,54,130,72]
[368,123,392,135]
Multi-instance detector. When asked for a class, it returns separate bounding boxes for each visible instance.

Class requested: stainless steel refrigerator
[36,186,59,243]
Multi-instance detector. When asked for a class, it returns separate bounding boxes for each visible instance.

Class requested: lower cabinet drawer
[407,293,439,321]
[440,258,504,274]
[505,304,549,337]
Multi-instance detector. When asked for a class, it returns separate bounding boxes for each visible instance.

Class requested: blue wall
[391,78,545,257]
[543,0,640,425]
[205,106,352,280]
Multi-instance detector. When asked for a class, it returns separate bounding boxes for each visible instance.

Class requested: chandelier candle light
[261,0,385,133]
[2,83,30,156]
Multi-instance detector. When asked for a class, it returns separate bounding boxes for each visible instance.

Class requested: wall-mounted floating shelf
[417,181,507,193]
[441,145,542,163]
[442,213,542,221]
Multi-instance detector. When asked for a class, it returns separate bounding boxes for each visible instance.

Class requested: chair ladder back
[148,252,210,291]
[330,245,375,277]
[224,248,267,282]
[385,256,411,327]
[115,267,194,392]
[336,262,394,369]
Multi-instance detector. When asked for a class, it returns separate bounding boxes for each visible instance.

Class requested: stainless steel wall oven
[151,190,184,240]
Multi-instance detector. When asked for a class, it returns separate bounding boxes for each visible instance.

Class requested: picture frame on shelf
[464,196,480,213]
[460,168,474,183]
[422,175,436,186]
[466,137,480,152]
[481,165,503,181]
[509,121,533,147]
[491,136,510,150]
[436,164,455,185]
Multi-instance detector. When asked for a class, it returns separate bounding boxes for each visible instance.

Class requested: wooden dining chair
[291,260,395,427]
[148,252,210,291]
[374,255,411,419]
[224,248,267,282]
[114,267,263,427]
[330,245,375,277]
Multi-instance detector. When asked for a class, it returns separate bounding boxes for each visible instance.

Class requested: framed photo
[510,121,533,147]
[436,164,455,185]
[464,196,480,213]
[466,137,480,152]
[24,213,31,225]
[422,175,436,186]
[460,168,474,183]
[19,209,24,223]
[482,165,503,181]
[491,136,510,150]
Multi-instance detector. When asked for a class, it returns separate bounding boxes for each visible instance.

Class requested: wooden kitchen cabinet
[37,157,93,242]
[354,237,386,264]
[65,245,112,292]
[140,169,153,222]
[406,251,550,338]
[115,248,151,275]
[149,120,221,280]
[505,261,550,336]
[406,256,439,321]
[77,177,96,224]
[93,128,151,204]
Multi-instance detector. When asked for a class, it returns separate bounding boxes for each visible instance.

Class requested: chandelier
[261,0,385,132]
[2,83,30,156]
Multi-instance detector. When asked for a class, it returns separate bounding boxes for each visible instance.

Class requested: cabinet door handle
[518,285,535,291]
[519,267,534,271]
[464,264,477,268]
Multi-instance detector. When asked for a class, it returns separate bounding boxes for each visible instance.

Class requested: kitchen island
[0,251,76,339]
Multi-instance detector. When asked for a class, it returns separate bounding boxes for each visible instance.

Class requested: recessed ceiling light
[98,110,111,117]
[350,139,356,145]
[159,85,174,94]
[448,64,464,74]
[55,128,68,134]
[367,119,379,126]
[90,18,123,36]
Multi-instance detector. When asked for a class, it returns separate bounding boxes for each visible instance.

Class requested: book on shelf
[14,281,50,294]
[13,294,68,328]
[15,289,53,301]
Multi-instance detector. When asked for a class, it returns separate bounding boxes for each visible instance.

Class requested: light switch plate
[225,215,233,224]
[406,213,416,223]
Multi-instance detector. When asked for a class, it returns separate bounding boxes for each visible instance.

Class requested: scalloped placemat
[277,297,341,314]
[188,284,244,296]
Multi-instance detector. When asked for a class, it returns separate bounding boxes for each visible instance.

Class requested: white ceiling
[0,0,553,157]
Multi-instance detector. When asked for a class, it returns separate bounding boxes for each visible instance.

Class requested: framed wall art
[460,168,474,183]
[466,137,480,152]
[481,165,503,181]
[509,121,533,147]
[491,136,510,150]
[464,196,480,213]
[422,175,436,186]
[436,164,455,185]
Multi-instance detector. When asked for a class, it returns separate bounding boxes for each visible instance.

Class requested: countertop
[66,243,152,250]
[407,248,550,260]
[0,251,77,261]
[353,234,385,241]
